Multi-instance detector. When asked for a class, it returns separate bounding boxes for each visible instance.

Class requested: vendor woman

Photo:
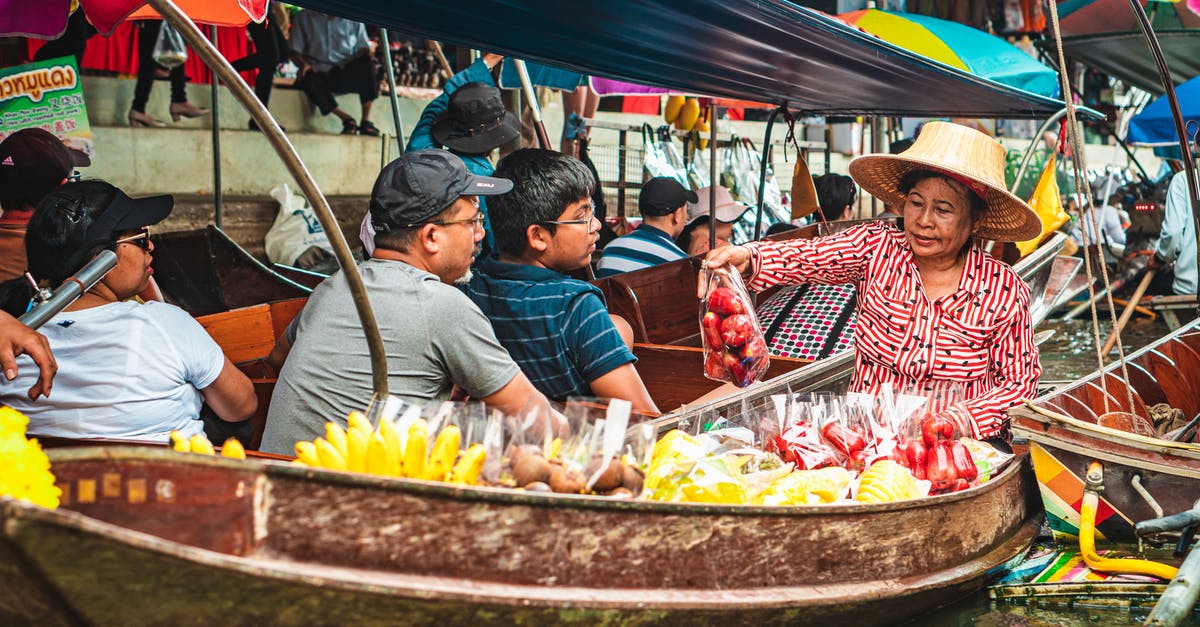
[703,122,1042,442]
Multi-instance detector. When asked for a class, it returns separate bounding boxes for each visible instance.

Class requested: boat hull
[1012,320,1200,542]
[1,447,1040,625]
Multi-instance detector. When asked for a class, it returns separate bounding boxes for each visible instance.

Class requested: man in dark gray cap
[261,149,549,455]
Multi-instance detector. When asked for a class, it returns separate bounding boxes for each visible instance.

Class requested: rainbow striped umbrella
[839,9,1059,98]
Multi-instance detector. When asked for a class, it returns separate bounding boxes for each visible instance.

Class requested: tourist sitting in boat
[460,149,658,415]
[703,122,1043,442]
[261,150,551,455]
[0,128,90,282]
[359,53,516,260]
[675,185,749,257]
[756,173,860,361]
[0,181,257,443]
[596,177,697,277]
[1147,167,1195,296]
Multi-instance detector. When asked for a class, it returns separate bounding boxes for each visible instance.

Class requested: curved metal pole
[148,0,390,396]
[378,28,405,153]
[1011,107,1067,194]
[754,107,781,240]
[708,101,718,252]
[1127,0,1200,306]
[208,25,222,227]
[513,59,552,149]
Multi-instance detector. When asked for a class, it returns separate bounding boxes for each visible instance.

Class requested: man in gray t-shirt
[261,150,549,455]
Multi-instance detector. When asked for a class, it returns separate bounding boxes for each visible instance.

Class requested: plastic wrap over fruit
[756,466,853,505]
[854,459,926,503]
[699,265,770,387]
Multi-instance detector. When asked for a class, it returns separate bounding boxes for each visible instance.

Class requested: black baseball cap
[639,177,698,216]
[431,82,521,155]
[0,128,90,210]
[370,149,513,232]
[83,188,173,246]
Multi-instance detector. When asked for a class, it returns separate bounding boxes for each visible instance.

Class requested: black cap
[0,128,90,210]
[431,82,521,155]
[370,149,513,232]
[83,189,173,246]
[639,177,698,216]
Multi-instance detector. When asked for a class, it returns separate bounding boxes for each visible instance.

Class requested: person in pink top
[703,122,1043,443]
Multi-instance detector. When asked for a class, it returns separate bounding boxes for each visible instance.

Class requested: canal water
[918,315,1200,625]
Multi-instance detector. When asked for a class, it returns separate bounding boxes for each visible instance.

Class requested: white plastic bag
[265,183,333,266]
[152,23,188,69]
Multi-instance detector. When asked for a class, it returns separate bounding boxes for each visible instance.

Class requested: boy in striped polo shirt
[461,149,659,415]
[595,177,697,277]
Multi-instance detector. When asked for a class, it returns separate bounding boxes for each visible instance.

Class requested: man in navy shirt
[461,149,659,415]
[596,177,697,277]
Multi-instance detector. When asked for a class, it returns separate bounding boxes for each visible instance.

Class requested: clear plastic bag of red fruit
[885,382,986,494]
[699,265,770,387]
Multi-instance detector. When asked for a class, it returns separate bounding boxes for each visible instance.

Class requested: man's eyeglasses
[431,213,487,229]
[64,172,81,183]
[542,202,597,226]
[114,227,152,251]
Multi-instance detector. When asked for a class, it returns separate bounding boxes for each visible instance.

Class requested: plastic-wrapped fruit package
[699,265,770,387]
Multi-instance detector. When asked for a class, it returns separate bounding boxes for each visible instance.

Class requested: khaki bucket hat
[847,121,1041,242]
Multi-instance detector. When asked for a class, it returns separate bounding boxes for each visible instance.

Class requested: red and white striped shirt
[745,223,1041,440]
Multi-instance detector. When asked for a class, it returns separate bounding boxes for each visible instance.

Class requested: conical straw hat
[847,121,1041,242]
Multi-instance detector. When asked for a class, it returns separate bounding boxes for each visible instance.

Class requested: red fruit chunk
[701,312,725,350]
[949,441,978,482]
[707,286,745,317]
[704,350,729,380]
[720,314,754,348]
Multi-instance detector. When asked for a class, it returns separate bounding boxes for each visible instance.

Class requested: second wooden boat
[1011,318,1200,541]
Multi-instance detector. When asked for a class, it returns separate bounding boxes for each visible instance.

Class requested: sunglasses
[113,227,152,251]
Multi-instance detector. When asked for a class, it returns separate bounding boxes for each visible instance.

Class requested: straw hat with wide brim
[847,121,1041,242]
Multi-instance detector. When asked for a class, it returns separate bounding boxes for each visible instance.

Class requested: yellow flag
[1016,154,1069,257]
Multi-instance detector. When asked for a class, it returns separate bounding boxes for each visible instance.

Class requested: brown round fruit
[585,456,623,492]
[605,487,634,499]
[621,464,644,495]
[549,465,585,494]
[508,444,543,466]
[523,481,552,493]
[512,453,552,486]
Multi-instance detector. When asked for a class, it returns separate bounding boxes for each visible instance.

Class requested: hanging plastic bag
[641,123,688,186]
[152,23,188,69]
[730,138,789,243]
[699,264,770,387]
[1015,153,1069,257]
[265,183,334,267]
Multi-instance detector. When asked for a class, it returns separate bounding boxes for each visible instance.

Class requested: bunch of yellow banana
[292,411,486,485]
[169,431,246,459]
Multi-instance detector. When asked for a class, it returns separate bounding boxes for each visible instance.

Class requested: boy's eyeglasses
[542,203,597,226]
[114,227,152,251]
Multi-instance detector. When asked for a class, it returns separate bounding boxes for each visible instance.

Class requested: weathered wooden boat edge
[0,497,1038,625]
[0,447,1041,625]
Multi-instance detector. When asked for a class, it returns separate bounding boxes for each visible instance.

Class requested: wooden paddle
[1100,269,1156,355]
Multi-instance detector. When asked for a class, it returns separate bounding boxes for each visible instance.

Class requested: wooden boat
[0,445,1039,626]
[152,226,313,317]
[1010,317,1200,542]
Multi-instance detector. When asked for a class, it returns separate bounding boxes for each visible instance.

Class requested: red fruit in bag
[704,350,729,380]
[950,478,971,492]
[701,312,725,350]
[949,441,978,482]
[740,336,768,361]
[925,442,957,491]
[725,352,751,387]
[898,440,928,480]
[720,314,754,348]
[707,286,745,317]
[820,422,866,457]
[920,413,956,448]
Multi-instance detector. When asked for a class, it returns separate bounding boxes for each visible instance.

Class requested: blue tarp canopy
[291,0,1068,119]
[1127,75,1200,146]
